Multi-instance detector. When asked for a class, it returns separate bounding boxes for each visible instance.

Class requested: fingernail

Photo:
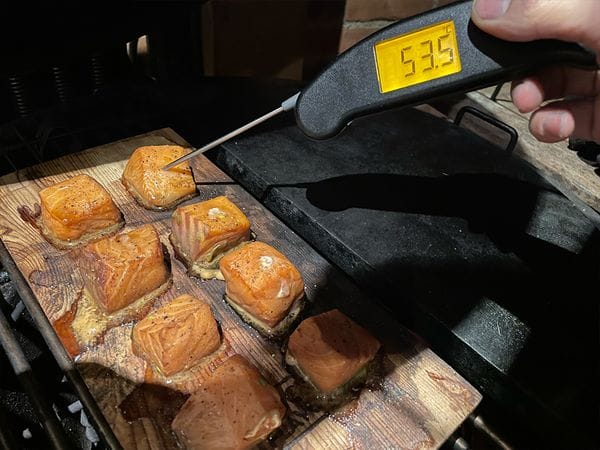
[474,0,511,19]
[540,115,551,137]
[558,113,569,139]
[540,112,570,139]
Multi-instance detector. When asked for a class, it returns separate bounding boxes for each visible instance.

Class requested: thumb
[471,0,600,55]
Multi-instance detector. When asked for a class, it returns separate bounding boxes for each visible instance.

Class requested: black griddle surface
[210,106,599,450]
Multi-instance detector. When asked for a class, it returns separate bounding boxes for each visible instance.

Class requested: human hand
[471,0,600,143]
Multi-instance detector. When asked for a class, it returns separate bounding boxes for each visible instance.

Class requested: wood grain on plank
[0,128,481,450]
[436,86,600,211]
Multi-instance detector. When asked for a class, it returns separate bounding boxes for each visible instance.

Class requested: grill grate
[0,263,102,449]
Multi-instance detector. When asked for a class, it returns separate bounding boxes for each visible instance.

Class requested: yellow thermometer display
[374,20,462,94]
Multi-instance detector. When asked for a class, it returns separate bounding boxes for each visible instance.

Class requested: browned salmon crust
[171,355,286,450]
[33,174,124,249]
[219,241,305,337]
[76,224,171,314]
[121,145,197,210]
[132,294,221,376]
[286,309,381,394]
[170,196,251,279]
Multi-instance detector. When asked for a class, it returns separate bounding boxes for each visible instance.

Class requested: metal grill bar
[0,297,71,449]
[0,241,123,450]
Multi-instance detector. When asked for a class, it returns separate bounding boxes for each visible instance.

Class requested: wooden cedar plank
[0,128,480,449]
[435,86,600,212]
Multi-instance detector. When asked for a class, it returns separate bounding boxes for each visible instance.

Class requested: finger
[528,108,575,143]
[529,98,600,143]
[472,0,600,57]
[511,78,544,113]
[533,66,600,99]
[511,67,600,112]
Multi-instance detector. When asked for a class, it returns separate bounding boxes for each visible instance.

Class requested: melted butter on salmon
[259,255,273,269]
[170,196,251,279]
[286,309,381,394]
[207,207,226,219]
[132,294,221,377]
[35,174,123,248]
[121,145,197,210]
[219,241,305,337]
[171,355,286,450]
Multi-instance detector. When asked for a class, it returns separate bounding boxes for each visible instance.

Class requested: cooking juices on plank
[18,174,124,249]
[219,241,305,338]
[285,309,381,409]
[171,355,286,450]
[170,195,251,280]
[132,294,221,377]
[121,145,197,210]
[52,301,80,357]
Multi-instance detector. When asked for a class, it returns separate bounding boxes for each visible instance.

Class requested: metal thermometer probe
[162,0,597,171]
[162,94,299,171]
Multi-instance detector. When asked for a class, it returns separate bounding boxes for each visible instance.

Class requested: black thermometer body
[161,0,598,172]
[294,0,598,140]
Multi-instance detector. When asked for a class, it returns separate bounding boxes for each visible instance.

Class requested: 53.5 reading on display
[374,20,462,93]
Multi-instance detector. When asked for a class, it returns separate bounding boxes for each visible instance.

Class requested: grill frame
[0,241,123,450]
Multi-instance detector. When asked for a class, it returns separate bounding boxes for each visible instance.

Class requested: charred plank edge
[0,240,124,450]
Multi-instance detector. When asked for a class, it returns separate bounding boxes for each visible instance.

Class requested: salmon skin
[121,145,197,210]
[171,354,286,450]
[24,174,124,249]
[76,224,171,314]
[286,309,381,396]
[219,241,305,338]
[170,196,251,280]
[132,294,221,377]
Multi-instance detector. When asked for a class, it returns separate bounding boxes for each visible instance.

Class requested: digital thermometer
[163,0,597,171]
[373,20,462,93]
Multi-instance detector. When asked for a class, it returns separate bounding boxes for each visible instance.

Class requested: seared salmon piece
[132,294,221,376]
[219,241,305,338]
[77,224,171,314]
[171,355,286,450]
[170,196,251,280]
[121,145,197,210]
[38,174,123,249]
[286,309,380,396]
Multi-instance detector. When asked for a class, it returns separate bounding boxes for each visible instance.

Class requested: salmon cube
[121,145,197,210]
[170,196,251,279]
[219,241,304,337]
[286,309,380,393]
[77,224,170,314]
[132,294,221,376]
[39,174,123,248]
[171,355,285,450]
